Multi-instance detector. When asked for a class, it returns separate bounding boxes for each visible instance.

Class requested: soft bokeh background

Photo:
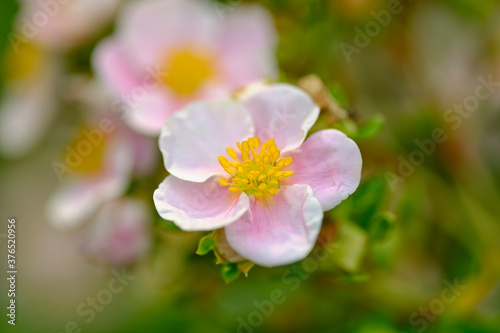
[1,0,500,332]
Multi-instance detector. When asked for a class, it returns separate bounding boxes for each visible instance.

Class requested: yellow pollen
[4,41,44,82]
[226,148,238,160]
[67,126,107,174]
[161,49,214,95]
[218,137,294,197]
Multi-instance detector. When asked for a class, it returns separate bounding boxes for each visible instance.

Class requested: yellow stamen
[161,49,214,95]
[217,137,294,197]
[4,41,44,82]
[226,148,238,160]
[66,126,107,174]
[242,141,250,152]
[242,151,251,161]
[268,188,278,195]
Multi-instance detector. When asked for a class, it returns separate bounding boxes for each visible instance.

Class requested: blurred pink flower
[16,0,122,51]
[80,198,150,265]
[47,113,157,229]
[153,84,362,266]
[0,42,59,157]
[92,0,278,135]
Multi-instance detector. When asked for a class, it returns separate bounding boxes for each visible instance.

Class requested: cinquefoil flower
[16,0,122,51]
[0,42,59,158]
[154,84,362,266]
[48,103,157,230]
[80,198,150,265]
[93,0,277,135]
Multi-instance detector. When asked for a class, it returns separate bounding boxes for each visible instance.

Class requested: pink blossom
[16,0,122,51]
[80,198,150,265]
[47,111,157,230]
[0,42,59,157]
[92,0,277,135]
[154,84,362,267]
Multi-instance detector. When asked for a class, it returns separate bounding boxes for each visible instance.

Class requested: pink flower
[92,0,277,136]
[80,198,150,265]
[16,0,122,51]
[0,42,59,158]
[47,112,157,230]
[154,84,362,267]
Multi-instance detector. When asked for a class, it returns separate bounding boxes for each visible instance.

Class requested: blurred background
[1,0,500,332]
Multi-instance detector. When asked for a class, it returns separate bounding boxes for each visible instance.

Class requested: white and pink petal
[122,88,184,136]
[283,129,362,211]
[47,137,133,229]
[17,0,122,51]
[225,184,323,267]
[217,4,278,89]
[159,100,254,182]
[153,176,250,231]
[81,198,150,265]
[117,0,219,67]
[242,84,320,153]
[92,38,144,96]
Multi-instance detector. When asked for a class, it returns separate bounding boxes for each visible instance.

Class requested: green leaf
[0,0,19,90]
[213,249,227,264]
[196,234,215,256]
[159,220,182,232]
[338,272,370,283]
[353,176,387,229]
[237,261,255,277]
[368,212,396,242]
[329,83,348,108]
[356,115,385,141]
[332,118,358,138]
[221,263,241,284]
[330,220,367,273]
[331,175,388,229]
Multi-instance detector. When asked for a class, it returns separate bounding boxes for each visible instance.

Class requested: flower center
[68,127,107,174]
[161,48,214,96]
[3,41,44,82]
[218,137,294,198]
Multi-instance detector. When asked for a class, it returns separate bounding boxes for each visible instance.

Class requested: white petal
[283,129,362,211]
[217,4,278,89]
[225,184,323,267]
[159,100,254,182]
[242,84,320,152]
[47,139,133,229]
[81,198,150,265]
[117,0,219,67]
[153,175,250,231]
[0,55,59,158]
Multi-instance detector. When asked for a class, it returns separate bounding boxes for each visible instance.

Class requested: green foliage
[158,219,182,232]
[333,115,384,141]
[356,115,385,141]
[334,175,390,230]
[445,0,498,19]
[368,212,396,242]
[196,234,215,255]
[0,0,18,90]
[329,83,349,108]
[221,263,241,284]
[332,118,359,138]
[338,272,370,283]
[236,261,255,277]
[330,220,367,273]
